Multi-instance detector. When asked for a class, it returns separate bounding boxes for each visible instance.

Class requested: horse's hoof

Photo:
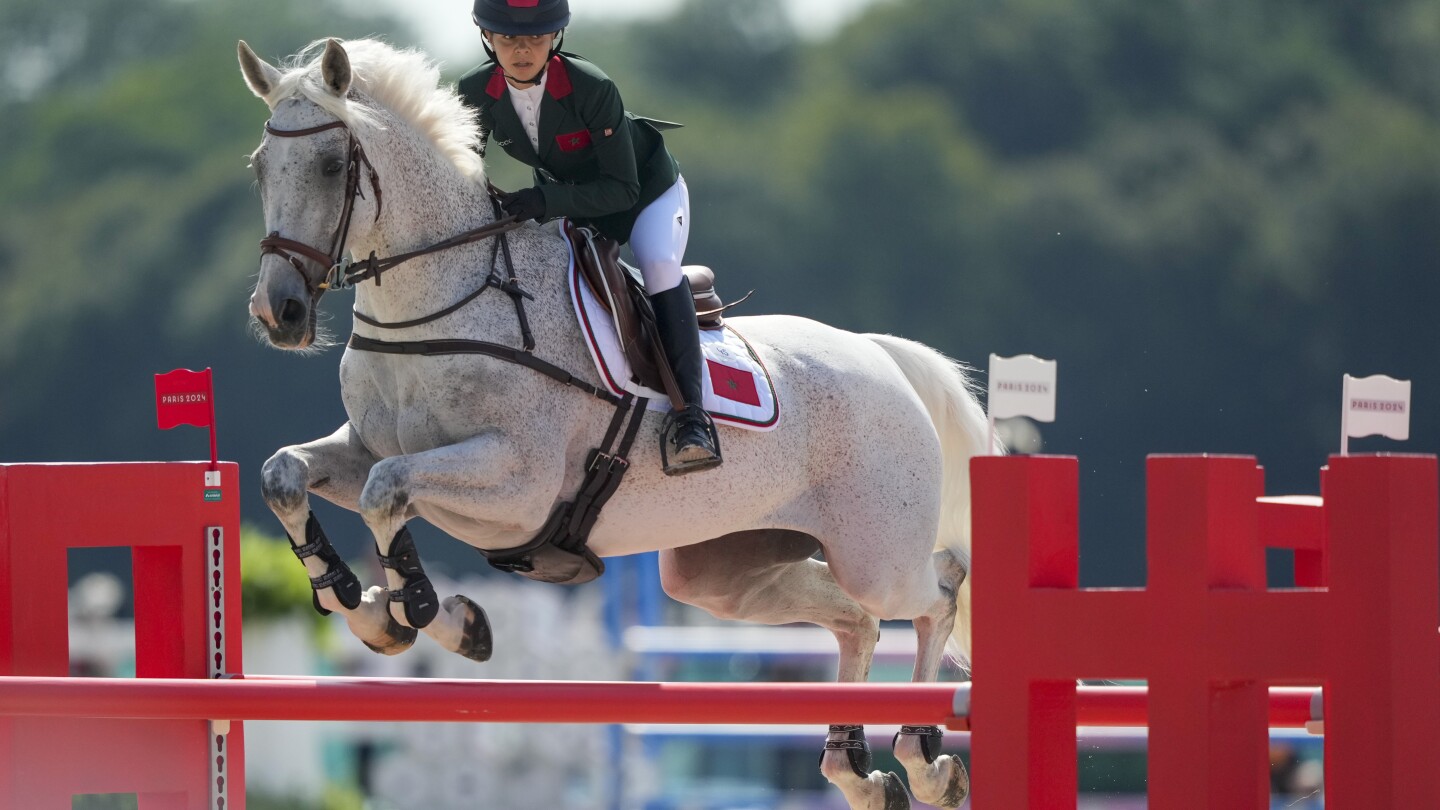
[880,771,911,810]
[361,612,419,656]
[449,595,493,662]
[934,755,970,808]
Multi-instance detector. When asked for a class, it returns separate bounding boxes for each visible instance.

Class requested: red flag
[155,368,215,429]
[707,359,761,407]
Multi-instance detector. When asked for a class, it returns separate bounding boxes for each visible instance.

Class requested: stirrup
[660,404,721,476]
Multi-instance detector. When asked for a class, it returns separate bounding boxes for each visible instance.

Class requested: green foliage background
[1,0,1436,585]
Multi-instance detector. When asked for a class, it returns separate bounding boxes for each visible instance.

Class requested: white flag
[1342,373,1410,449]
[988,354,1057,422]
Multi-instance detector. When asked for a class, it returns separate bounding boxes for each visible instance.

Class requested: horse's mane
[270,38,485,181]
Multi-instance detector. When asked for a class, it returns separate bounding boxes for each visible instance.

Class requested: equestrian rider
[457,0,722,476]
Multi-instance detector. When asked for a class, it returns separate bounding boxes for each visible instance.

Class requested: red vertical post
[0,462,244,810]
[134,545,187,678]
[1146,456,1269,810]
[1321,454,1440,808]
[971,455,1080,808]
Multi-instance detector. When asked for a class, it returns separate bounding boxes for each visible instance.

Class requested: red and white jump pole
[0,675,1321,730]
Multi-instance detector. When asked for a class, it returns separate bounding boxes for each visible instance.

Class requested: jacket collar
[484,55,573,100]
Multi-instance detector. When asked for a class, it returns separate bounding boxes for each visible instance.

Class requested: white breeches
[630,175,690,294]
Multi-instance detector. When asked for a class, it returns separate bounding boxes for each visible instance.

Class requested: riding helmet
[472,0,571,36]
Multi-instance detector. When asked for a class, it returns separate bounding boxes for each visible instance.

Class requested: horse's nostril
[278,298,307,327]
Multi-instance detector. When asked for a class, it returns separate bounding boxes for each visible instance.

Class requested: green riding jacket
[457,52,680,243]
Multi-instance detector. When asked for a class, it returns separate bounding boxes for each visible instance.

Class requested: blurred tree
[630,0,797,106]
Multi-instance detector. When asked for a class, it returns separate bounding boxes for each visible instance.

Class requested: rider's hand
[499,187,547,222]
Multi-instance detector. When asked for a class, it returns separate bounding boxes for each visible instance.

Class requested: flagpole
[206,368,218,471]
[1340,374,1350,457]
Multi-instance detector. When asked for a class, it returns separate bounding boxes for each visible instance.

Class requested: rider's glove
[499,187,547,222]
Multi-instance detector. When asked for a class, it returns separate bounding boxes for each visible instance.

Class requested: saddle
[564,221,728,411]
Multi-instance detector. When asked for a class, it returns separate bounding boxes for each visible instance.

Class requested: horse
[239,37,992,810]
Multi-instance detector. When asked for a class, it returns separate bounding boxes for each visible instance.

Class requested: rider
[457,0,721,476]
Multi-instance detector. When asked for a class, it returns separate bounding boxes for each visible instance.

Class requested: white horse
[239,37,991,810]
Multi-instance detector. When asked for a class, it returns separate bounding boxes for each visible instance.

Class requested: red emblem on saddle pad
[556,129,591,152]
[507,0,540,7]
[707,359,761,407]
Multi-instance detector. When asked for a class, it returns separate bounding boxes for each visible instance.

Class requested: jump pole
[0,676,1319,730]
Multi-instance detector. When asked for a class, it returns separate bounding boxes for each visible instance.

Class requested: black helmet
[472,0,571,36]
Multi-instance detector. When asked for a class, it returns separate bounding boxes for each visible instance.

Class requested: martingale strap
[348,334,619,405]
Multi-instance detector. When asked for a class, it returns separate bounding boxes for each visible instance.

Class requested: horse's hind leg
[893,547,970,809]
[262,423,417,655]
[659,531,909,810]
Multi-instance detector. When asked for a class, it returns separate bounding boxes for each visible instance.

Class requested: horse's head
[238,39,379,349]
[239,37,488,350]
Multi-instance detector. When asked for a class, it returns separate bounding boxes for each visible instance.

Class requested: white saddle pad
[566,241,780,431]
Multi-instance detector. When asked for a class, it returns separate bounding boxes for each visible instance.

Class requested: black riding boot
[650,278,722,475]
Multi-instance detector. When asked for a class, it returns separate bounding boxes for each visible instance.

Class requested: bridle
[258,119,380,297]
[256,117,524,300]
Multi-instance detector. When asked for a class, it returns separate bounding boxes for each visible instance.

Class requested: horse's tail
[866,334,1000,665]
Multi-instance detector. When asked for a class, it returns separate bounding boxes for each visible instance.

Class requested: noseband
[258,119,382,296]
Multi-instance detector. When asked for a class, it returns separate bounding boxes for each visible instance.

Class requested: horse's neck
[349,126,497,325]
[345,126,575,353]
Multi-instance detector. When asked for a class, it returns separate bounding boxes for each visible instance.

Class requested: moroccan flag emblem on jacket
[556,129,592,152]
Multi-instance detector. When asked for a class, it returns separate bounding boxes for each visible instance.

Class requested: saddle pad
[567,242,780,431]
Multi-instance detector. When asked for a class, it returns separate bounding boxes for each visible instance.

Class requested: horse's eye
[323,159,345,176]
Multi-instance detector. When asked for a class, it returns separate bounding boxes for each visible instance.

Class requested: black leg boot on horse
[651,278,722,475]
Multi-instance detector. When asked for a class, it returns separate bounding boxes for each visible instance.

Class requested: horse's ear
[320,39,352,99]
[237,40,281,102]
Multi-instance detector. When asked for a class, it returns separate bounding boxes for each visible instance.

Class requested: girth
[482,392,649,584]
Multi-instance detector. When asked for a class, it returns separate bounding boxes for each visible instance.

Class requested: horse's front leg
[358,432,548,662]
[261,423,418,655]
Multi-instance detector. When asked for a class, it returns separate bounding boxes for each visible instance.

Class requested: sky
[368,0,882,64]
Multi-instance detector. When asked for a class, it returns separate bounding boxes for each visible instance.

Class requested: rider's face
[485,31,556,84]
